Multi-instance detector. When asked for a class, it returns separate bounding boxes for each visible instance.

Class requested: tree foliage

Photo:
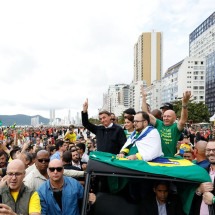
[89,118,100,125]
[117,113,125,125]
[172,100,210,123]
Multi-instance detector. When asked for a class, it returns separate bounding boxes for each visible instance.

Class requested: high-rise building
[189,11,215,115]
[50,109,55,124]
[106,84,129,116]
[161,57,205,105]
[133,31,162,86]
[145,80,161,111]
[129,80,147,112]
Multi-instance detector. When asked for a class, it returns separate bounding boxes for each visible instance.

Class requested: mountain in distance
[0,114,49,126]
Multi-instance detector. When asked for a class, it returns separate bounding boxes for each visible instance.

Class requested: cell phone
[0,195,2,203]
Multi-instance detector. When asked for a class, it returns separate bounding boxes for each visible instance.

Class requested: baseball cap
[160,103,173,110]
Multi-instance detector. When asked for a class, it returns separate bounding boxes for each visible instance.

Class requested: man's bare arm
[177,91,191,131]
[141,85,156,126]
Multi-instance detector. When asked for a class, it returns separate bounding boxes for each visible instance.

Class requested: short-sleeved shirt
[155,119,182,157]
[11,191,41,214]
[64,132,77,143]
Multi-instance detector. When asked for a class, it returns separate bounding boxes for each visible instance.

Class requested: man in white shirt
[118,111,163,161]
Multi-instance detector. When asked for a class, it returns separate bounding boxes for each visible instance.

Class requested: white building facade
[160,57,205,105]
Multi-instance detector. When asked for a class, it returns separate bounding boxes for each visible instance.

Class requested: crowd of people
[0,87,215,214]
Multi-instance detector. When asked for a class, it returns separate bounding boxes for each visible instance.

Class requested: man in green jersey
[141,86,191,157]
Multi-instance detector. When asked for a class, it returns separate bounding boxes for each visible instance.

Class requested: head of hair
[153,180,169,190]
[62,151,72,163]
[49,145,56,153]
[151,109,162,120]
[55,139,64,150]
[123,108,136,115]
[136,111,150,124]
[76,143,86,152]
[9,146,21,159]
[0,150,9,162]
[99,110,111,116]
[125,115,134,122]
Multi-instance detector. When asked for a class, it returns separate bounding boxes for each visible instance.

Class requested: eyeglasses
[7,172,24,177]
[111,118,116,121]
[205,148,215,153]
[38,158,50,163]
[133,120,145,123]
[48,167,63,172]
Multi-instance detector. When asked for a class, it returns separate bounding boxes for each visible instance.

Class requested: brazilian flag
[89,151,211,214]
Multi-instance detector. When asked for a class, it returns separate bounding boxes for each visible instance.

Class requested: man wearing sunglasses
[24,150,86,190]
[38,159,96,215]
[0,159,41,215]
[23,150,50,190]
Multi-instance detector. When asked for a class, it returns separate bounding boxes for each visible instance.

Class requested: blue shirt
[196,159,210,169]
[38,176,84,215]
[50,151,61,160]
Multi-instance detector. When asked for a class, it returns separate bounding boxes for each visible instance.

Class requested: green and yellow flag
[89,151,211,214]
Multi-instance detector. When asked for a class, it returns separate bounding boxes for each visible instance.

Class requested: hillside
[0,114,49,126]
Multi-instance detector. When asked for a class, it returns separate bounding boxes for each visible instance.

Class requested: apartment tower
[189,12,215,115]
[134,31,162,86]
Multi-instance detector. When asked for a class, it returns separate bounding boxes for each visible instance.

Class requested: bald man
[23,150,50,190]
[191,140,215,214]
[193,140,210,168]
[0,159,41,215]
[38,159,95,215]
[141,86,191,157]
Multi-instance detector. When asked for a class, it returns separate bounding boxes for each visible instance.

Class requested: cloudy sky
[0,0,214,119]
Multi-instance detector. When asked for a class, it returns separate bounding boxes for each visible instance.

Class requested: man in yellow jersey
[0,159,41,215]
[64,125,77,143]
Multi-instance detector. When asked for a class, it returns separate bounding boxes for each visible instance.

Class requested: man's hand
[141,85,147,98]
[197,182,213,193]
[203,192,214,205]
[89,193,96,204]
[127,155,137,160]
[0,175,8,188]
[0,204,16,214]
[182,91,192,105]
[117,153,125,158]
[83,99,88,113]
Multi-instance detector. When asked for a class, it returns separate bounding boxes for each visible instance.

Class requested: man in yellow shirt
[0,159,41,215]
[64,125,77,143]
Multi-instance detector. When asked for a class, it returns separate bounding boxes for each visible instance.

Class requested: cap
[160,103,173,110]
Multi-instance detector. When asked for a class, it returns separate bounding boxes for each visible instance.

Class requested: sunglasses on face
[48,167,63,172]
[38,159,50,163]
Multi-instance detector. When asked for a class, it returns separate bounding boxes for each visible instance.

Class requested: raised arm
[177,91,191,131]
[141,85,156,126]
[83,98,88,113]
[81,98,97,134]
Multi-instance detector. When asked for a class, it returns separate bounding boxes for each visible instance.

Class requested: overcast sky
[0,0,214,119]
